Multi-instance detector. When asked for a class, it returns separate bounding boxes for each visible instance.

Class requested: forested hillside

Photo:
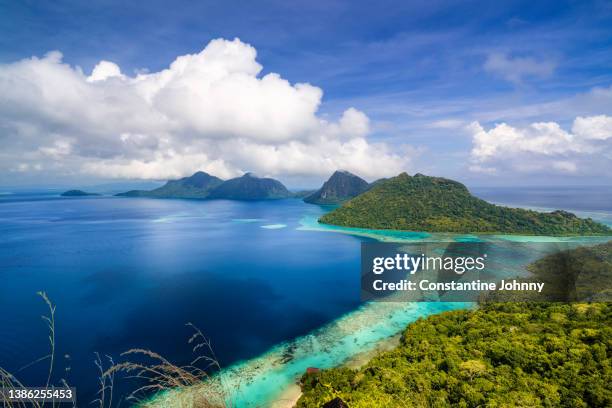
[320,173,611,235]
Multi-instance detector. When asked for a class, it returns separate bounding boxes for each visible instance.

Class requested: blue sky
[1,0,611,187]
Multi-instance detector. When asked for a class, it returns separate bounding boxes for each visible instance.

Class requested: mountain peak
[208,173,290,200]
[115,171,223,198]
[331,169,361,179]
[304,170,369,205]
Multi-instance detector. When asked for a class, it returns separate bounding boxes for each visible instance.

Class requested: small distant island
[207,172,291,200]
[116,171,223,199]
[61,190,100,197]
[320,172,611,235]
[115,169,377,203]
[116,171,292,200]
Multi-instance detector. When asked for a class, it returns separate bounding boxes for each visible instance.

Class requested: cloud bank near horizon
[468,114,612,176]
[0,38,409,182]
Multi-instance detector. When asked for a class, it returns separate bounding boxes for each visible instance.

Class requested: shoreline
[145,218,612,408]
[269,333,403,408]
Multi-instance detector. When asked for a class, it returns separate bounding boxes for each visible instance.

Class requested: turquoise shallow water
[207,302,470,407]
[151,212,612,407]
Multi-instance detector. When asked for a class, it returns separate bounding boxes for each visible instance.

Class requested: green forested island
[298,302,612,407]
[320,173,611,235]
[207,172,291,200]
[116,171,291,200]
[116,171,223,198]
[299,242,612,407]
[61,189,100,197]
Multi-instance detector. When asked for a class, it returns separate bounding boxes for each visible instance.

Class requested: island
[115,171,223,198]
[116,171,292,200]
[298,241,612,407]
[60,190,100,197]
[304,170,370,205]
[207,172,291,200]
[298,301,611,407]
[320,172,611,235]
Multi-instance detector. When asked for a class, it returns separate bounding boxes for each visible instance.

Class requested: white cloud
[572,115,612,140]
[426,119,465,129]
[469,115,612,175]
[87,60,124,82]
[484,53,556,84]
[337,107,370,138]
[0,38,410,184]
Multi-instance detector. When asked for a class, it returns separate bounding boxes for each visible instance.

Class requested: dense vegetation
[320,173,611,235]
[482,241,612,303]
[298,302,612,407]
[304,170,370,204]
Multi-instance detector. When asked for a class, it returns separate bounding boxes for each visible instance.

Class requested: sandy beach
[268,333,402,408]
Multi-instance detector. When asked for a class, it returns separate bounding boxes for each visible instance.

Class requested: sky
[0,0,611,188]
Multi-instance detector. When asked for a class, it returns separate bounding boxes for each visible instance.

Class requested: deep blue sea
[0,196,363,402]
[1,186,611,406]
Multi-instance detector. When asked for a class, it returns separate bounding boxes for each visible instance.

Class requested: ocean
[0,186,610,406]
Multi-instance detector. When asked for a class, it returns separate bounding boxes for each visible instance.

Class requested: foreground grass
[0,293,229,408]
[105,323,230,408]
[0,292,72,408]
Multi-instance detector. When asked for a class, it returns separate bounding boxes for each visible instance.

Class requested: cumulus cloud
[0,38,409,184]
[468,115,612,175]
[87,60,124,82]
[484,53,556,84]
[572,115,612,140]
